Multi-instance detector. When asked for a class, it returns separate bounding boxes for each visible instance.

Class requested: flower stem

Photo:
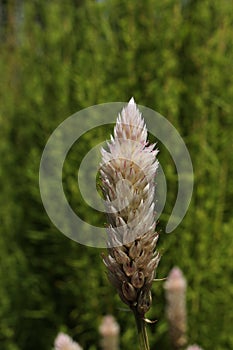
[133,309,150,350]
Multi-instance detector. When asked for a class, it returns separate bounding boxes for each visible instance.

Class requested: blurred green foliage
[0,0,232,349]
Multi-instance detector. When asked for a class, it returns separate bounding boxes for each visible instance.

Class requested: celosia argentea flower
[186,346,204,350]
[164,267,187,349]
[54,332,83,350]
[100,98,160,320]
[99,315,120,350]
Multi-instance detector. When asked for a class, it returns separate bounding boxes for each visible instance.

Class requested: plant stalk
[133,309,150,350]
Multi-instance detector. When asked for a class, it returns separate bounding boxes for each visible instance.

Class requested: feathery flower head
[100,98,160,317]
[186,345,203,350]
[54,332,83,350]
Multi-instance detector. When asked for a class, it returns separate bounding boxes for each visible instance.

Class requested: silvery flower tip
[100,98,160,316]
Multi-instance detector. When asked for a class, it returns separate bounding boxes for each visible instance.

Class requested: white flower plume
[100,97,159,246]
[54,332,83,350]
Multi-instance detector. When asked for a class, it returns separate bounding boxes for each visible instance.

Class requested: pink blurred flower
[164,267,187,349]
[99,315,120,350]
[186,345,203,350]
[54,332,83,350]
[99,315,120,336]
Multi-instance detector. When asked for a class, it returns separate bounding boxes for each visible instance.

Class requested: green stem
[133,309,150,350]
